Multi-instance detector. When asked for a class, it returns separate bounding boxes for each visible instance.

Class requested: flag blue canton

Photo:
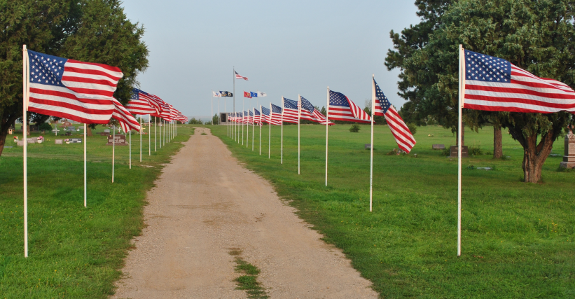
[254,108,260,115]
[29,51,67,86]
[262,107,270,115]
[465,50,511,82]
[249,110,253,116]
[283,98,297,109]
[271,103,282,113]
[374,79,391,113]
[131,89,139,100]
[244,111,248,115]
[300,97,315,113]
[329,91,349,107]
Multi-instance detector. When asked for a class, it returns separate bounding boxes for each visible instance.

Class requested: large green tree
[386,0,575,183]
[0,0,148,156]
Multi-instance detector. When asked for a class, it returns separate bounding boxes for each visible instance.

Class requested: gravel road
[112,127,378,299]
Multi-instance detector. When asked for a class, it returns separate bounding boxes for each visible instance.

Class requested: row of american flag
[225,78,416,154]
[26,49,188,134]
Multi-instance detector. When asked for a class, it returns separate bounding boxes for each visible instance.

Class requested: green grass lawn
[213,123,575,298]
[0,125,193,298]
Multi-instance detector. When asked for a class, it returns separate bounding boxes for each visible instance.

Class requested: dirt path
[112,127,378,299]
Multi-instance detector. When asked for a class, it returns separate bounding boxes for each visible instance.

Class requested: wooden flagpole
[23,44,29,257]
[325,87,329,186]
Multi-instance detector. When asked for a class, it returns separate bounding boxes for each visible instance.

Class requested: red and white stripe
[374,104,415,153]
[112,98,141,133]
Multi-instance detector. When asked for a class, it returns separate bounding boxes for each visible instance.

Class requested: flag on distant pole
[235,71,248,81]
[282,98,299,124]
[373,78,416,153]
[270,103,283,126]
[127,89,156,115]
[244,91,252,98]
[257,91,267,97]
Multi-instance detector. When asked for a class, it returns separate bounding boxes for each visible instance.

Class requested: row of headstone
[106,135,127,146]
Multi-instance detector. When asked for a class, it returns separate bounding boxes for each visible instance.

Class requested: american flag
[112,98,140,133]
[148,94,165,117]
[169,104,178,121]
[328,90,371,123]
[299,96,333,125]
[270,103,283,125]
[463,49,575,113]
[282,97,299,124]
[244,111,249,123]
[27,50,122,124]
[254,108,261,126]
[249,110,254,124]
[261,106,271,124]
[373,78,416,153]
[235,71,248,81]
[160,102,172,121]
[244,91,252,98]
[127,89,156,115]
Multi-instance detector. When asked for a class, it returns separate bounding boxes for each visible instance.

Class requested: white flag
[213,91,221,97]
[257,91,267,97]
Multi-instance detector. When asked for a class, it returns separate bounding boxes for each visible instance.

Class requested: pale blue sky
[121,0,420,119]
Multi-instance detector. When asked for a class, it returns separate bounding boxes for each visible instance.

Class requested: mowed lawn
[0,125,193,298]
[212,123,575,298]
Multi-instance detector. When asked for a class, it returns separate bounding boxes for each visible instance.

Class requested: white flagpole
[325,87,329,186]
[139,116,142,162]
[23,44,29,257]
[84,123,87,209]
[370,75,375,212]
[259,105,262,155]
[457,44,464,257]
[211,95,213,125]
[218,96,221,126]
[269,103,271,159]
[159,119,162,149]
[148,115,151,156]
[298,95,301,175]
[233,68,236,142]
[154,117,156,152]
[242,97,245,145]
[246,108,249,148]
[129,129,131,169]
[252,108,255,151]
[281,97,283,164]
[112,125,115,183]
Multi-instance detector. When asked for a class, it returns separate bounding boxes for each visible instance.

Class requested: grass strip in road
[229,248,268,299]
[212,123,575,298]
[0,125,194,298]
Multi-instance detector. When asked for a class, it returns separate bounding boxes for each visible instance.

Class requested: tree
[0,0,148,156]
[386,0,575,183]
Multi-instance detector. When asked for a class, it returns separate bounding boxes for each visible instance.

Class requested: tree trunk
[0,128,7,157]
[87,126,93,137]
[493,125,503,159]
[522,131,554,183]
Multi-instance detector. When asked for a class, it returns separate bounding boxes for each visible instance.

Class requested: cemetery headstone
[364,144,371,150]
[450,145,469,157]
[52,128,60,136]
[16,140,24,146]
[69,138,82,143]
[432,144,446,150]
[559,126,575,169]
[55,139,63,145]
[26,138,36,144]
[106,134,127,146]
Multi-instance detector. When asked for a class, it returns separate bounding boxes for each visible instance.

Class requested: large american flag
[261,106,271,124]
[127,89,156,115]
[27,50,122,124]
[112,98,140,133]
[328,90,371,123]
[270,103,283,125]
[373,78,416,153]
[282,97,299,124]
[235,71,248,81]
[463,49,575,113]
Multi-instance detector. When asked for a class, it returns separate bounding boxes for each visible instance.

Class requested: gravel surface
[112,127,378,299]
